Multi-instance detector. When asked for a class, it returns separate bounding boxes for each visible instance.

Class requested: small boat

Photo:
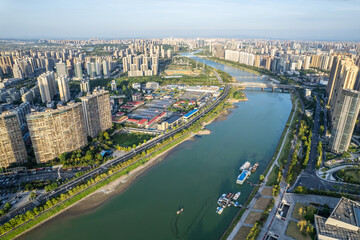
[233,202,240,207]
[239,161,251,171]
[251,163,259,172]
[233,192,241,201]
[216,207,223,214]
[226,193,235,200]
[176,208,184,215]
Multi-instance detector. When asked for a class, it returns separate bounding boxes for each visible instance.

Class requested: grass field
[266,165,279,186]
[111,132,152,147]
[286,221,312,240]
[234,226,252,240]
[335,169,360,185]
[261,187,273,197]
[253,198,272,211]
[244,211,263,225]
[292,203,308,220]
[292,202,317,221]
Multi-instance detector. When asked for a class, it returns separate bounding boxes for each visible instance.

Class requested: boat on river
[176,208,184,215]
[239,161,251,171]
[233,192,241,200]
[216,207,223,214]
[236,170,251,185]
[251,162,259,172]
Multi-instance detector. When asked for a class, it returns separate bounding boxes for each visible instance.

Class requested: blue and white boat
[236,170,251,185]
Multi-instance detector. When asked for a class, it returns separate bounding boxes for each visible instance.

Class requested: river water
[181,53,263,82]
[20,55,292,240]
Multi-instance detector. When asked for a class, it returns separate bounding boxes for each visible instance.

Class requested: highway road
[0,84,230,226]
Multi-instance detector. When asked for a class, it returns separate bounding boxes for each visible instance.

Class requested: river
[20,54,292,240]
[181,53,264,82]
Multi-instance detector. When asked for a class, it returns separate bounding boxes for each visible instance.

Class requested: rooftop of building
[328,197,360,228]
[26,102,81,119]
[165,115,182,124]
[184,108,198,118]
[315,215,360,240]
[0,111,17,118]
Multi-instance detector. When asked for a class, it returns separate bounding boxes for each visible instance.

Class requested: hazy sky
[1,0,360,40]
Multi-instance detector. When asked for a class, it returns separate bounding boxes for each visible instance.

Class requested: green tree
[59,153,67,163]
[259,175,265,181]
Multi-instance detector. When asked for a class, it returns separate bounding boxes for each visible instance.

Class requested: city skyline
[1,0,360,41]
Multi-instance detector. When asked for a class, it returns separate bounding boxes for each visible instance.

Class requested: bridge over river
[230,82,295,92]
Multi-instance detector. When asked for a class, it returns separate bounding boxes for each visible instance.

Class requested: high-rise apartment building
[122,57,129,72]
[327,57,359,118]
[80,79,90,93]
[74,62,83,80]
[12,64,24,79]
[111,80,117,91]
[57,76,71,102]
[329,89,360,153]
[27,102,87,163]
[303,56,311,69]
[81,89,112,138]
[0,112,27,168]
[56,61,67,77]
[103,60,110,77]
[37,71,56,103]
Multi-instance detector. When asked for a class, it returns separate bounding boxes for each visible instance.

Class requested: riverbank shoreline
[16,100,234,240]
[16,135,196,239]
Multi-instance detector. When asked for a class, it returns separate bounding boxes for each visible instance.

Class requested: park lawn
[292,202,317,221]
[244,211,263,225]
[292,203,308,220]
[234,226,252,240]
[266,165,279,186]
[286,221,311,240]
[261,187,273,197]
[336,169,360,184]
[253,198,272,211]
[111,132,152,147]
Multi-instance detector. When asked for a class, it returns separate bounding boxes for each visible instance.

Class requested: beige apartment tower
[27,102,87,163]
[0,112,27,168]
[81,89,112,138]
[327,57,359,119]
[57,76,71,102]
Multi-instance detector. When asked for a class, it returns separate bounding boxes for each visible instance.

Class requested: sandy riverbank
[196,129,211,135]
[229,98,248,103]
[16,106,235,239]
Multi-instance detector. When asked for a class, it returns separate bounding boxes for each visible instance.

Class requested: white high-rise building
[95,61,101,76]
[80,79,90,93]
[122,57,129,72]
[103,60,110,78]
[55,61,67,77]
[74,62,83,80]
[12,64,24,79]
[111,80,117,91]
[57,76,71,102]
[37,71,56,103]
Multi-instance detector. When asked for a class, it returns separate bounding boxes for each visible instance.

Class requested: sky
[1,0,360,41]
